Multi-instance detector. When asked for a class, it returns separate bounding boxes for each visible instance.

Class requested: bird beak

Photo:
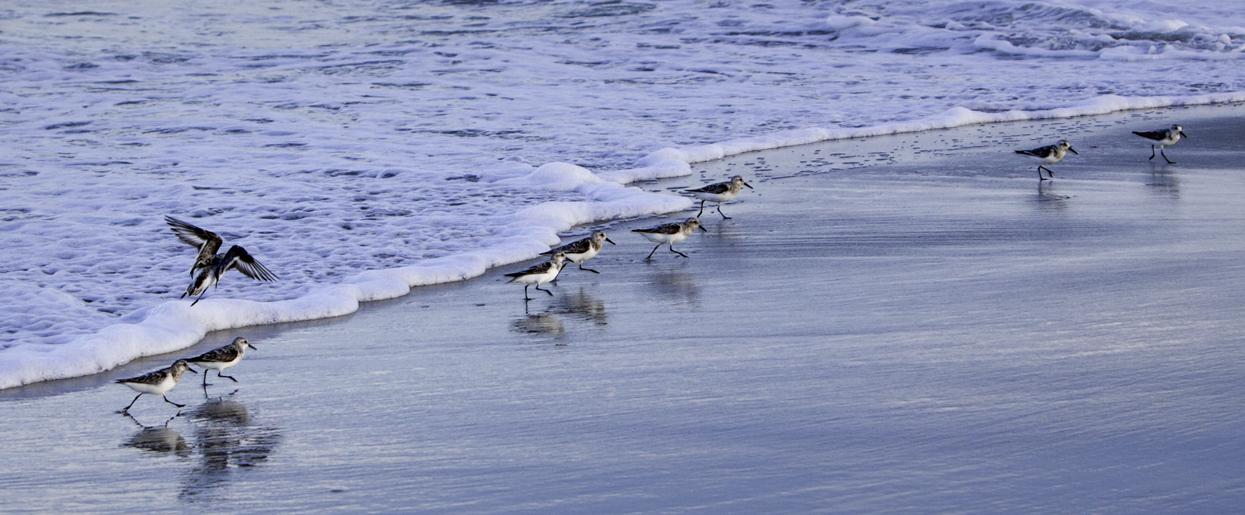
[698,225,708,232]
[744,182,754,189]
[187,367,198,374]
[1068,147,1079,155]
[605,238,616,245]
[248,343,258,350]
[1180,131,1188,139]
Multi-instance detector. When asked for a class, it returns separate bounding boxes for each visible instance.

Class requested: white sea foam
[2,0,1245,388]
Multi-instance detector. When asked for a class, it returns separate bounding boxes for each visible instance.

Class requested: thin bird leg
[669,245,689,258]
[716,203,731,220]
[1161,149,1174,164]
[523,285,533,302]
[191,291,207,306]
[120,393,143,413]
[645,244,662,260]
[217,370,238,383]
[535,284,554,296]
[1149,145,1157,161]
[202,372,210,387]
[695,200,706,218]
[162,395,185,408]
[578,264,600,274]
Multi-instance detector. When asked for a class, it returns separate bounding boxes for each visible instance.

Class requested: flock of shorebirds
[503,175,753,300]
[1017,123,1188,180]
[114,123,1184,413]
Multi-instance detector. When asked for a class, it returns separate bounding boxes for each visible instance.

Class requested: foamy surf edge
[3,92,1242,389]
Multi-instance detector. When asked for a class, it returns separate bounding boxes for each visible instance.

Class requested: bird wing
[1015,145,1053,158]
[219,245,279,282]
[190,344,240,363]
[633,223,681,235]
[505,260,554,278]
[165,216,223,254]
[544,237,591,255]
[687,182,730,194]
[116,367,166,385]
[1132,130,1165,140]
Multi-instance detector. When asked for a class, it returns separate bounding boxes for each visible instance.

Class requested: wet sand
[3,104,1245,513]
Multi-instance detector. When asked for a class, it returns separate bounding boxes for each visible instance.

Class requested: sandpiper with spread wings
[633,218,705,260]
[187,337,257,387]
[506,252,567,301]
[181,245,279,306]
[543,231,615,274]
[685,175,753,219]
[1133,124,1187,164]
[1015,140,1078,180]
[116,359,197,413]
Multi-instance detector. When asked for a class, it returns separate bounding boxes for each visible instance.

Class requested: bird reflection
[178,399,282,503]
[647,269,701,307]
[552,289,607,326]
[1036,180,1070,205]
[511,289,608,336]
[122,413,191,457]
[512,313,566,335]
[1145,169,1180,198]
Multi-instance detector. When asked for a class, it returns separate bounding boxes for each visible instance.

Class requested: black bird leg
[217,370,238,383]
[716,203,731,219]
[535,284,554,296]
[578,264,600,274]
[1161,148,1174,164]
[645,244,662,260]
[162,395,185,408]
[695,200,706,218]
[119,393,143,413]
[669,245,689,258]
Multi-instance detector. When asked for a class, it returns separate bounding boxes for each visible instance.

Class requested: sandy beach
[3,104,1245,513]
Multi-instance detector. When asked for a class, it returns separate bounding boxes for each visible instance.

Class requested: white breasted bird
[543,231,615,274]
[187,337,257,387]
[685,175,753,219]
[506,252,567,301]
[1133,124,1187,164]
[1015,140,1078,181]
[633,218,705,260]
[116,359,197,412]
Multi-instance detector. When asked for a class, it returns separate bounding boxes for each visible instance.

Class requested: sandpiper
[183,245,279,306]
[633,218,705,260]
[166,216,225,278]
[543,231,615,274]
[1015,140,1078,180]
[685,175,753,219]
[187,337,256,386]
[506,252,566,300]
[1133,124,1187,163]
[116,359,197,412]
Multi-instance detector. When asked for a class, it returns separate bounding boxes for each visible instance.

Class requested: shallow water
[2,106,1243,513]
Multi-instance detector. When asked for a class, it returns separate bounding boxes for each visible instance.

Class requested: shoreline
[4,100,1244,395]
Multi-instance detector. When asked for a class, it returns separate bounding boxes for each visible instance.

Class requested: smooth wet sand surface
[3,104,1245,513]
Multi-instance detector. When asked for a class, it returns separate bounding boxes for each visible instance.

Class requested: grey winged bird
[181,245,279,306]
[1133,124,1187,164]
[166,216,224,278]
[187,337,257,386]
[685,175,753,219]
[116,359,197,412]
[632,218,705,260]
[506,252,566,301]
[542,231,615,274]
[1015,140,1078,181]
